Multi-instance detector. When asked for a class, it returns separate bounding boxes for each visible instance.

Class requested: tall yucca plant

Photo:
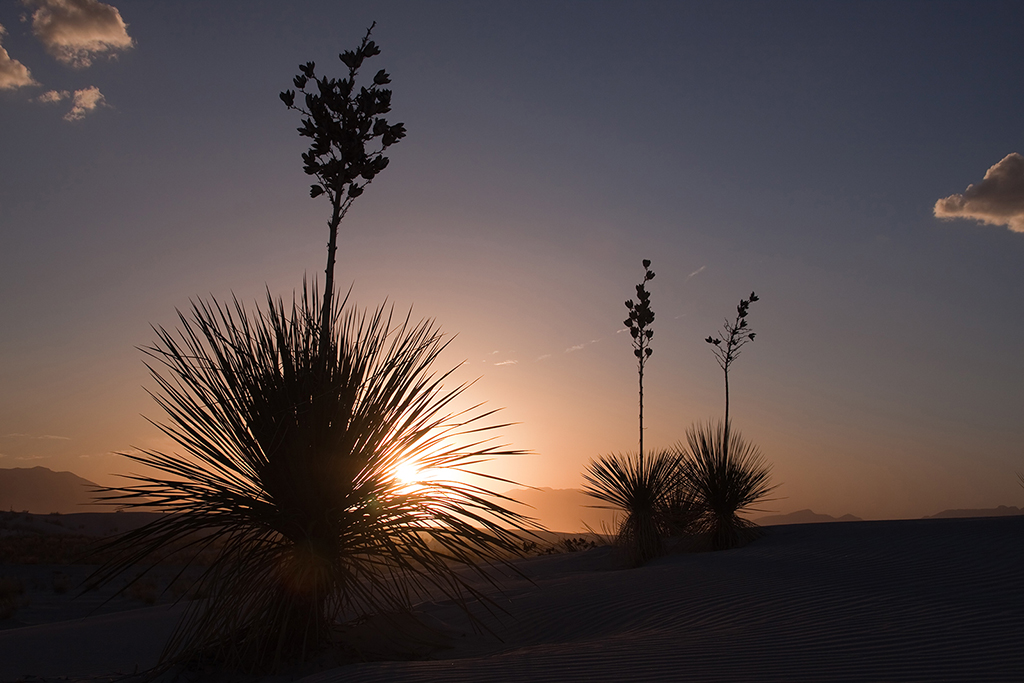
[582,450,678,567]
[91,287,532,670]
[680,421,775,551]
[584,260,665,567]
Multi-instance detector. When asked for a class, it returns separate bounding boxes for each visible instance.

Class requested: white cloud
[26,0,133,68]
[565,344,585,353]
[934,153,1024,234]
[39,84,106,120]
[494,359,518,366]
[64,84,104,119]
[0,23,38,89]
[37,88,68,102]
[536,354,551,361]
[687,265,706,279]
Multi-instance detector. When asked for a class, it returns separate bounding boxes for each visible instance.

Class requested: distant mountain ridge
[0,466,105,514]
[924,505,1024,519]
[755,509,863,526]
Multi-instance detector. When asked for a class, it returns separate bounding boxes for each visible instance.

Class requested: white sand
[2,516,1021,682]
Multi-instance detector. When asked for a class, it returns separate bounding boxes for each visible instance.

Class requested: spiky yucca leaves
[679,421,775,551]
[582,450,679,566]
[90,287,532,671]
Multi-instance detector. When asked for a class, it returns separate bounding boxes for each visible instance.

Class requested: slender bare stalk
[705,292,758,456]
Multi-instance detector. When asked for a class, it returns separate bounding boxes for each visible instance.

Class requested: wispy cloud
[37,85,106,120]
[26,0,134,68]
[565,344,585,353]
[686,265,706,280]
[0,23,38,89]
[536,354,551,361]
[4,433,71,440]
[494,359,518,366]
[934,153,1024,234]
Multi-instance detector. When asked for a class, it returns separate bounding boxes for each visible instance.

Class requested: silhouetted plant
[623,259,656,464]
[705,292,758,451]
[679,421,775,551]
[659,467,702,539]
[89,27,533,672]
[91,289,532,670]
[583,449,678,566]
[280,22,406,359]
[582,261,668,567]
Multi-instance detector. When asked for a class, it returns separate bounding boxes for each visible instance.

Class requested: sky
[1,0,1022,521]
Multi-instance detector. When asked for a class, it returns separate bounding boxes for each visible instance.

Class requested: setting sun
[394,460,423,486]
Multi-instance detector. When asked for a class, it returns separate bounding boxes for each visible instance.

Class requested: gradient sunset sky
[1,1,1022,520]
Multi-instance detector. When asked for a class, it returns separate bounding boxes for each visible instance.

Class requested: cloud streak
[4,433,71,440]
[0,23,38,89]
[27,0,133,68]
[934,153,1024,233]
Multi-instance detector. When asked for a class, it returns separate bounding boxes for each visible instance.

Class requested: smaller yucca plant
[583,450,679,566]
[678,421,775,551]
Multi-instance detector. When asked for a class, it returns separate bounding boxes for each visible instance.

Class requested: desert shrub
[551,537,597,553]
[677,421,775,550]
[583,450,679,566]
[125,576,158,605]
[0,576,27,619]
[0,534,102,564]
[51,571,70,594]
[89,289,532,671]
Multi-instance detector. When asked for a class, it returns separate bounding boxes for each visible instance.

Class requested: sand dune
[1,517,1021,682]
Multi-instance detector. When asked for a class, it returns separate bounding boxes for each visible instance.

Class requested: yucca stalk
[279,23,406,363]
[90,285,533,671]
[704,292,758,455]
[623,260,655,466]
[582,450,678,566]
[680,421,775,551]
